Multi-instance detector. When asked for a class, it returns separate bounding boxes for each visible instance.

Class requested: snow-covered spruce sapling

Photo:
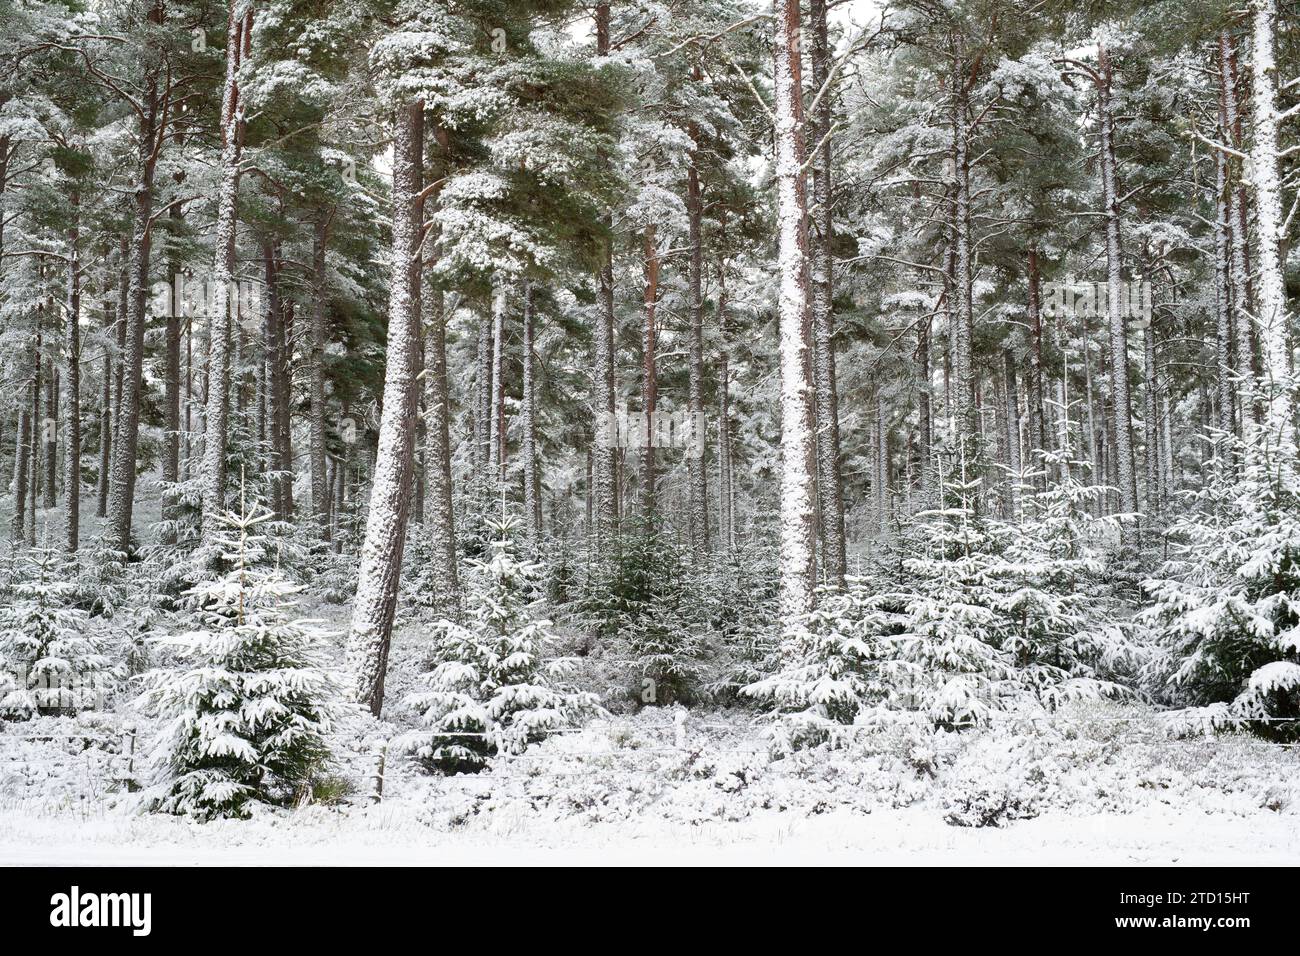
[138,504,345,819]
[0,548,109,718]
[404,516,600,773]
[1140,421,1300,739]
[745,456,1130,745]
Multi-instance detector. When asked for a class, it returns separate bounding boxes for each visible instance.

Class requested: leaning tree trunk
[200,2,252,544]
[1247,0,1293,448]
[346,100,425,716]
[809,0,845,586]
[773,0,818,624]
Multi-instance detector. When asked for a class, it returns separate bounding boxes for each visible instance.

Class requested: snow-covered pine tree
[138,502,344,819]
[404,515,600,773]
[0,548,108,717]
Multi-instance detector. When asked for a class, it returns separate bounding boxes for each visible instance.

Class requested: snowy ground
[2,701,1297,865]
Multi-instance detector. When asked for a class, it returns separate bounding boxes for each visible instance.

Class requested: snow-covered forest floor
[3,613,1297,865]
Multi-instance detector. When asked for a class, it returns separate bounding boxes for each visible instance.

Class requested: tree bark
[1097,44,1139,535]
[522,282,542,543]
[1247,0,1293,446]
[200,2,252,542]
[809,0,844,586]
[309,214,331,536]
[346,99,425,716]
[686,85,710,560]
[63,216,81,552]
[773,0,818,622]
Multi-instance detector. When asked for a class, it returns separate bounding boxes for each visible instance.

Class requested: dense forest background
[0,0,1298,822]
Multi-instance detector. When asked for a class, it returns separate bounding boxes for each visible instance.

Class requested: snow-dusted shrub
[0,548,109,718]
[138,505,344,820]
[404,516,601,773]
[940,734,1052,827]
[1140,426,1300,739]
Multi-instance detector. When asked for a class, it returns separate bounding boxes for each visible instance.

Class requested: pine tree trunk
[773,0,818,622]
[686,97,710,560]
[11,405,29,543]
[162,197,183,545]
[200,3,252,544]
[522,283,542,544]
[346,100,425,716]
[310,214,331,537]
[104,71,158,553]
[1219,32,1256,426]
[1003,349,1022,491]
[1211,106,1236,445]
[63,218,81,552]
[950,49,976,446]
[1097,44,1139,535]
[1247,0,1293,444]
[809,0,844,586]
[262,242,284,518]
[591,1,618,548]
[475,307,493,498]
[422,271,460,619]
[1026,247,1047,467]
[640,225,659,517]
[717,237,734,552]
[489,286,506,486]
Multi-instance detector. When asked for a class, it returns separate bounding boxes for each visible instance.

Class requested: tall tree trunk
[717,233,734,552]
[591,1,618,548]
[1219,31,1256,427]
[950,47,976,446]
[686,84,710,560]
[1026,246,1047,467]
[475,307,493,497]
[489,286,506,486]
[1211,102,1236,447]
[1247,0,1293,445]
[422,123,459,618]
[346,100,424,716]
[161,196,183,545]
[63,216,81,552]
[773,0,817,623]
[422,267,460,619]
[1097,44,1139,535]
[12,405,29,544]
[522,283,542,544]
[809,0,844,586]
[640,224,659,517]
[201,2,252,542]
[106,1,164,555]
[309,214,331,536]
[1003,349,1022,495]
